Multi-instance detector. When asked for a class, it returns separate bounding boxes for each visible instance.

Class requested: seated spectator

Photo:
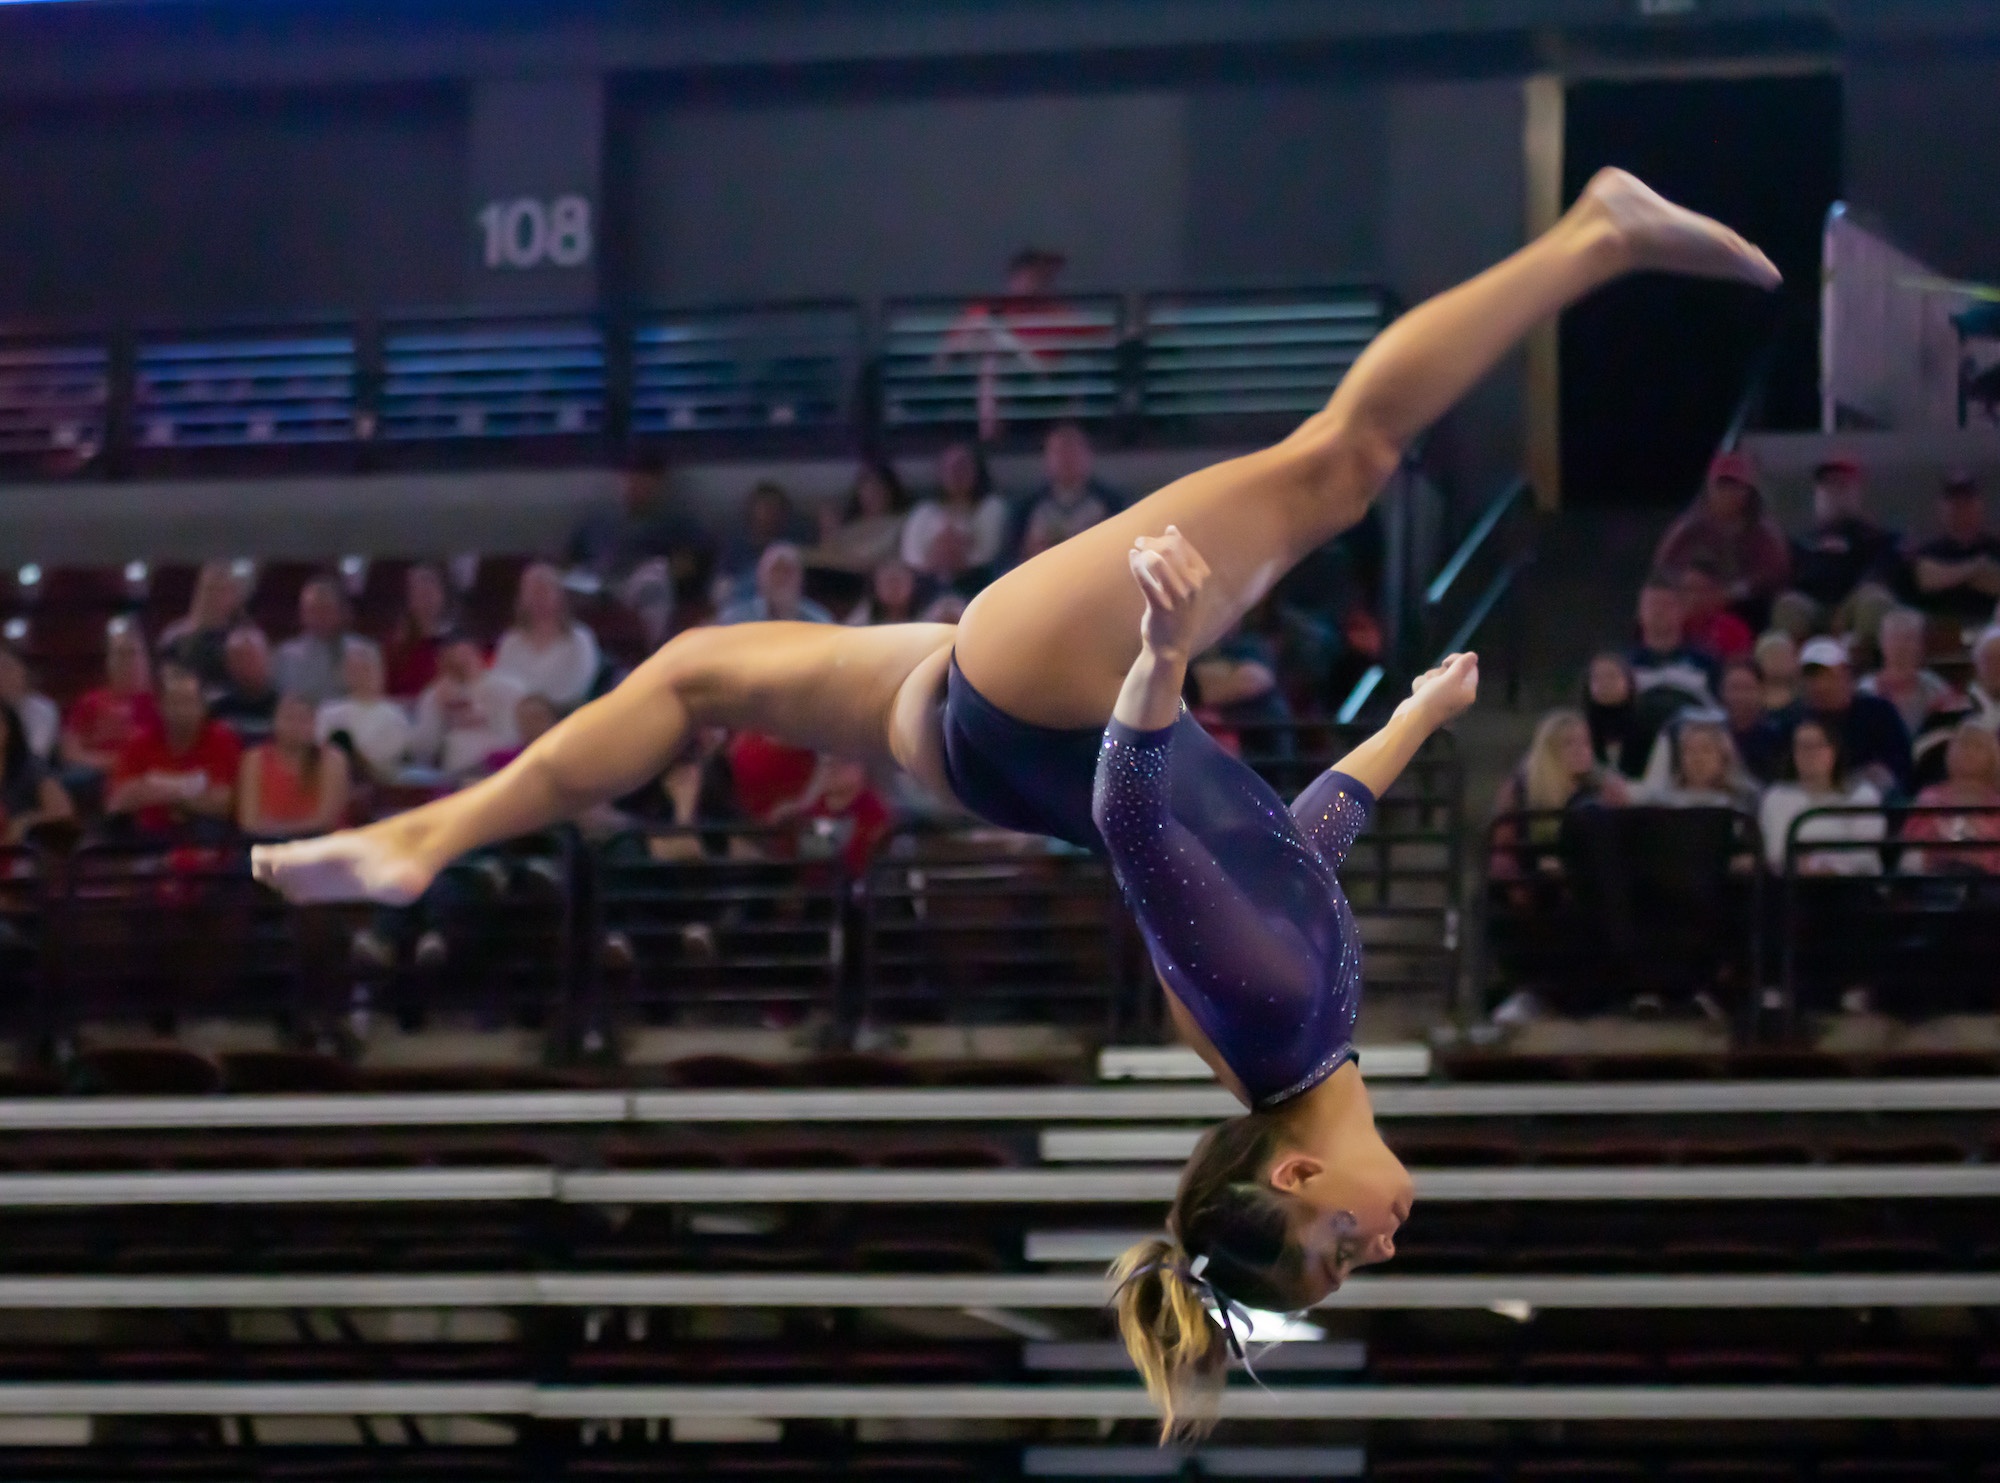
[1627,576,1718,702]
[724,732,891,876]
[1754,628,1801,711]
[236,694,351,840]
[159,559,247,690]
[1969,626,2000,729]
[1677,560,1753,660]
[844,559,922,627]
[208,626,279,739]
[0,701,72,844]
[717,480,812,603]
[61,618,160,782]
[1902,722,2000,875]
[1765,635,1912,796]
[1652,449,1790,620]
[409,635,526,779]
[1191,625,1292,743]
[718,544,835,625]
[901,443,1010,590]
[1639,712,1757,810]
[1908,471,2000,626]
[1859,607,1953,737]
[107,663,241,836]
[0,644,59,762]
[1718,658,1785,781]
[1019,422,1121,560]
[491,562,601,709]
[384,562,455,699]
[274,575,380,706]
[480,693,561,775]
[1584,652,1643,776]
[1491,708,1630,875]
[810,460,909,575]
[1759,715,1884,875]
[316,644,412,784]
[1773,453,1903,640]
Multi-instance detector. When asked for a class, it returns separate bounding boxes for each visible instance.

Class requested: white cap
[1799,636,1850,669]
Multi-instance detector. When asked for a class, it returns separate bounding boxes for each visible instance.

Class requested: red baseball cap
[1708,449,1761,490]
[1814,452,1864,479]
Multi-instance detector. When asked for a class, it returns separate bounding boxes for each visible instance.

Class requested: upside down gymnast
[254,170,1779,1437]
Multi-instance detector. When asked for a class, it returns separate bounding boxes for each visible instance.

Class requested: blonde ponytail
[1109,1236,1231,1441]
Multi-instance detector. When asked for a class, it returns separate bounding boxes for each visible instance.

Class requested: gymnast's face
[1267,1094,1413,1297]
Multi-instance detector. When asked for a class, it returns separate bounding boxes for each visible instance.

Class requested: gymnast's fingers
[1133,554,1177,611]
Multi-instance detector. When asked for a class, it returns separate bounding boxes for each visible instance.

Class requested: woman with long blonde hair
[254,172,1777,1439]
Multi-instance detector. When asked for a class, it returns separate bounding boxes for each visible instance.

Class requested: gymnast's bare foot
[252,819,441,906]
[1577,167,1782,290]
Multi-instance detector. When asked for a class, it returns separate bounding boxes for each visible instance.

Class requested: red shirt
[1685,608,1754,662]
[385,634,441,699]
[65,688,161,760]
[727,733,819,821]
[113,719,243,833]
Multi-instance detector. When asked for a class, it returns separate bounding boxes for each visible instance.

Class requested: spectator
[1652,449,1791,618]
[159,560,247,690]
[1754,628,1802,712]
[845,559,922,627]
[1902,722,2000,875]
[724,732,891,877]
[236,694,351,840]
[1019,422,1121,560]
[61,618,160,780]
[1677,560,1754,660]
[1908,471,2000,625]
[491,562,601,709]
[718,543,836,626]
[1639,713,1757,810]
[1766,635,1912,796]
[901,443,1010,590]
[274,575,380,706]
[384,562,455,699]
[1966,625,2000,731]
[811,461,910,575]
[1718,658,1785,781]
[1627,576,1717,701]
[408,635,527,779]
[208,626,280,739]
[941,247,1077,441]
[0,645,59,762]
[480,693,561,776]
[1584,652,1643,776]
[0,702,72,844]
[316,644,412,784]
[1190,625,1291,733]
[107,664,241,836]
[1497,708,1631,819]
[717,481,811,601]
[1759,715,1884,875]
[1773,453,1903,639]
[1859,607,1953,737]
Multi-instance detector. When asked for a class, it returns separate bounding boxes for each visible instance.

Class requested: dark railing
[0,286,1394,473]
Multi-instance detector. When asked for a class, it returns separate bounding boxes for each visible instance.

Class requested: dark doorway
[1561,73,1842,507]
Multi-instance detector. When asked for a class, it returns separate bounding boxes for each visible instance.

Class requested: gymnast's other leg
[253,621,956,904]
[952,167,1780,727]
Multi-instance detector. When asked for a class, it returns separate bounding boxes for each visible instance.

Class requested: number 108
[478,195,594,269]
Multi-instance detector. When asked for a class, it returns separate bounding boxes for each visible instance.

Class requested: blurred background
[0,0,1992,1477]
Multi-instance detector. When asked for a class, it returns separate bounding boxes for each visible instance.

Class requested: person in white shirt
[1759,715,1884,875]
[490,563,601,709]
[1857,607,1952,737]
[900,442,1011,587]
[316,643,412,783]
[408,635,528,779]
[717,543,835,625]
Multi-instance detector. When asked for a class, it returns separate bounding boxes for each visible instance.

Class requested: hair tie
[1108,1252,1262,1378]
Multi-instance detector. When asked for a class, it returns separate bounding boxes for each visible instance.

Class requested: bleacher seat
[133,331,356,449]
[1139,288,1392,418]
[379,321,606,441]
[631,303,861,434]
[0,342,108,461]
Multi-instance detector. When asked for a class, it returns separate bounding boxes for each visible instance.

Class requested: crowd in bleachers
[1491,450,2000,1022]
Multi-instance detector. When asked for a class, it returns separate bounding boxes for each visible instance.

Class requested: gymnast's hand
[1403,651,1480,729]
[1129,526,1210,664]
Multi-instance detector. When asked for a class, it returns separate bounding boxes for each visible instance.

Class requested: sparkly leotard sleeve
[1091,716,1375,1109]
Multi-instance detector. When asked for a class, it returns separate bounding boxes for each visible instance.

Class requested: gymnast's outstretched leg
[255,168,1775,906]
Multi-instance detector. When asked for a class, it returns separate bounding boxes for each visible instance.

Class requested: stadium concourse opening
[0,0,1990,1477]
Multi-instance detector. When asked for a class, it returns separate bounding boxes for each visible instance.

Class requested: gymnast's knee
[1289,412,1402,526]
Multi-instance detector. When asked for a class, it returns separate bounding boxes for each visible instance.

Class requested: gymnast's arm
[1320,652,1481,802]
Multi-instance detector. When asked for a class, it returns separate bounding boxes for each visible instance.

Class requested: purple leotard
[938,658,1375,1109]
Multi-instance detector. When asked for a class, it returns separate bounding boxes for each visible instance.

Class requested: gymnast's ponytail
[1110,1110,1319,1441]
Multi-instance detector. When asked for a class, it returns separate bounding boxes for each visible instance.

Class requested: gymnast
[253,169,1778,1436]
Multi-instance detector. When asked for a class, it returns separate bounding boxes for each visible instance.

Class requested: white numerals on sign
[478,195,594,270]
